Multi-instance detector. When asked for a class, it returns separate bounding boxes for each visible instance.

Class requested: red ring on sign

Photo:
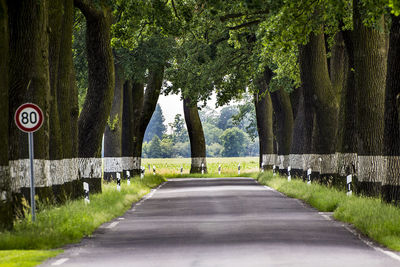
[14,103,44,133]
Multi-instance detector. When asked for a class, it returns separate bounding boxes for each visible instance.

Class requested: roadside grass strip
[257,172,400,252]
[0,175,165,266]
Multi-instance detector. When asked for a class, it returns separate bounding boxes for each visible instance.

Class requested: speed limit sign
[14,103,44,222]
[14,103,44,133]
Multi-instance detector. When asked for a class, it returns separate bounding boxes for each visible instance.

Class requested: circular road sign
[14,103,44,133]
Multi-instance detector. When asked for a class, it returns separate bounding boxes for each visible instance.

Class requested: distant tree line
[142,104,259,158]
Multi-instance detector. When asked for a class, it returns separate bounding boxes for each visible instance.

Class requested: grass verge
[0,175,165,266]
[256,171,400,251]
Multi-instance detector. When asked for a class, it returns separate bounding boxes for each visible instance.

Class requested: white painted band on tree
[357,155,385,183]
[191,157,206,168]
[261,154,276,166]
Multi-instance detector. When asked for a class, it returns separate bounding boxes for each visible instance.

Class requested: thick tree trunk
[0,0,12,230]
[8,0,51,208]
[382,14,400,204]
[131,65,164,174]
[104,61,124,181]
[298,32,339,183]
[57,0,75,159]
[353,0,387,196]
[271,88,293,173]
[121,81,134,177]
[75,0,114,158]
[254,68,274,170]
[183,97,207,173]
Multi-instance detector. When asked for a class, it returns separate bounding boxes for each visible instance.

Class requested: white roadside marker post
[140,166,145,179]
[273,165,276,176]
[83,182,90,204]
[180,165,183,175]
[238,163,241,175]
[307,168,312,185]
[218,164,221,175]
[287,166,291,181]
[153,165,156,175]
[116,173,121,191]
[261,162,265,172]
[347,174,352,196]
[126,171,131,186]
[201,163,204,175]
[14,103,44,222]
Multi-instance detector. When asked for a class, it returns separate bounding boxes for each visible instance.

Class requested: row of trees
[141,104,259,158]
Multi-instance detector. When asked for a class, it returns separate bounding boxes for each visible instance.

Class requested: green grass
[256,171,400,251]
[0,250,62,267]
[0,175,165,266]
[142,157,259,177]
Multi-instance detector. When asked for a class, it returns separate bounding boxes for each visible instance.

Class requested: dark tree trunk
[271,88,293,173]
[0,0,12,230]
[48,0,64,160]
[131,65,164,174]
[57,0,75,159]
[353,0,387,196]
[183,97,207,173]
[298,31,339,181]
[104,61,124,180]
[75,0,114,158]
[70,67,79,157]
[122,80,134,157]
[254,68,274,170]
[382,14,400,203]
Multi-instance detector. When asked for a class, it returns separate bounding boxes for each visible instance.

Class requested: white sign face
[288,166,291,172]
[15,103,44,133]
[347,174,352,184]
[116,173,121,179]
[126,171,130,177]
[83,182,89,191]
[307,168,312,175]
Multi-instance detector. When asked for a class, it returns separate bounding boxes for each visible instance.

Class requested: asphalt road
[42,178,400,267]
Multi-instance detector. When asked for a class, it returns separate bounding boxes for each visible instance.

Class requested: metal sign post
[14,103,44,222]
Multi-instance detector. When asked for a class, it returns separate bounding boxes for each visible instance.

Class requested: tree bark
[75,0,114,158]
[298,31,339,182]
[382,14,400,203]
[353,0,387,196]
[271,88,293,173]
[0,0,12,230]
[183,97,207,173]
[131,65,164,174]
[122,81,134,157]
[254,68,274,170]
[104,60,124,180]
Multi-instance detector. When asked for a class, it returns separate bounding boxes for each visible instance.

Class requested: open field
[141,157,259,177]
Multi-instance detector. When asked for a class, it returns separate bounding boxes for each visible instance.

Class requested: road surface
[42,178,400,267]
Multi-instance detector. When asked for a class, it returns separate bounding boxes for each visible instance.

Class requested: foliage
[220,127,249,157]
[143,104,166,142]
[106,114,119,131]
[168,114,188,144]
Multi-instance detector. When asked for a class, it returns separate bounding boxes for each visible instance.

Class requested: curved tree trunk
[104,60,124,181]
[298,31,339,183]
[122,80,134,176]
[353,0,387,196]
[131,65,164,175]
[0,0,12,230]
[254,68,274,171]
[271,88,293,174]
[183,97,207,173]
[75,0,114,159]
[382,14,400,203]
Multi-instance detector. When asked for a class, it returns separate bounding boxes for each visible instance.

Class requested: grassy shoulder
[0,175,165,266]
[256,171,400,251]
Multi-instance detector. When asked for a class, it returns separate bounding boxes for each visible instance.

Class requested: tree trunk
[75,0,114,158]
[254,68,274,171]
[131,80,145,175]
[271,88,293,174]
[298,31,339,183]
[131,65,164,174]
[353,0,387,196]
[121,81,134,178]
[104,60,124,181]
[0,0,12,230]
[183,97,207,173]
[382,14,400,204]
